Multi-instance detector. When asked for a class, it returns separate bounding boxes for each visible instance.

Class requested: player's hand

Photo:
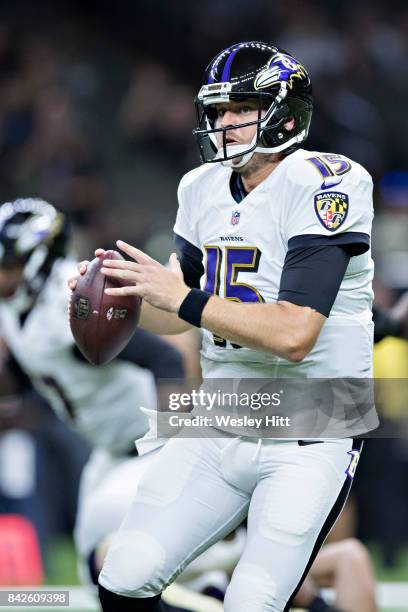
[100,240,190,313]
[67,249,106,291]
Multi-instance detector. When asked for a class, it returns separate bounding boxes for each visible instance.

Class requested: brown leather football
[69,250,141,365]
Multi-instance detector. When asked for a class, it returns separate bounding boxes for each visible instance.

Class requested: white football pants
[99,434,361,611]
[74,446,244,585]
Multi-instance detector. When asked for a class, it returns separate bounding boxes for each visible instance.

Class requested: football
[69,250,141,365]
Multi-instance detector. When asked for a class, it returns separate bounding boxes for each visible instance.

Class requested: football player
[0,198,182,584]
[71,42,377,611]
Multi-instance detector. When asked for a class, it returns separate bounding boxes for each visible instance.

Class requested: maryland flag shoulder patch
[314,191,349,232]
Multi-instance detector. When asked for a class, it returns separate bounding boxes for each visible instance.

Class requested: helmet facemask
[193,82,308,167]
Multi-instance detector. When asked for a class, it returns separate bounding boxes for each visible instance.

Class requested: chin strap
[221,150,255,169]
[220,134,258,168]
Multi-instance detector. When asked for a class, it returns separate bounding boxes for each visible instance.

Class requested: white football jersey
[174,148,374,381]
[0,259,155,455]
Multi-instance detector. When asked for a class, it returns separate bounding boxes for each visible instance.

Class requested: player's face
[0,265,24,298]
[213,99,265,149]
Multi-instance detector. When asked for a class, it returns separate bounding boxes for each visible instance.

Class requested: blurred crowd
[0,0,407,588]
[0,0,405,262]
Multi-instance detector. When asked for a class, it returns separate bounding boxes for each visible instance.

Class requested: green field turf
[46,536,408,584]
[42,536,408,611]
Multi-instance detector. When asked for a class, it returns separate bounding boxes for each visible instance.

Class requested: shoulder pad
[285,149,372,190]
[178,164,217,195]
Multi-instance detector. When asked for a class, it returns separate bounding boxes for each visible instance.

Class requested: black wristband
[178,288,211,328]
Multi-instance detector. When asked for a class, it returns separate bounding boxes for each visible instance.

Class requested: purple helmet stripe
[220,45,242,82]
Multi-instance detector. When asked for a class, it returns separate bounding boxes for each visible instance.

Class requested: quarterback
[73,42,375,611]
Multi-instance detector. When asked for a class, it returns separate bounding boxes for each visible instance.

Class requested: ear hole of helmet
[283,116,296,131]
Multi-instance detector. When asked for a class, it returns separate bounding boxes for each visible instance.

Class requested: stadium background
[0,0,407,609]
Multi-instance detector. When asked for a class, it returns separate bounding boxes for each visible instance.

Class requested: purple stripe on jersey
[221,46,241,82]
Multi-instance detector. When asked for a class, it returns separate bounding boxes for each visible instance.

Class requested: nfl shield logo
[231,210,240,225]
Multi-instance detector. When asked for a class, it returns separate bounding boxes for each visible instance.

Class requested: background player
[0,197,242,611]
[0,199,175,580]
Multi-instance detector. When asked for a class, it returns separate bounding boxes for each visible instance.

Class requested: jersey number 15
[203,246,264,348]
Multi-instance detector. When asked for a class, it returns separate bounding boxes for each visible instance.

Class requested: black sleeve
[278,232,370,317]
[278,243,351,317]
[3,351,32,393]
[287,232,370,256]
[72,329,185,379]
[118,328,185,379]
[372,305,403,344]
[174,233,204,289]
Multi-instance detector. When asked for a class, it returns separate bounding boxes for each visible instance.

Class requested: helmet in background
[0,198,70,293]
